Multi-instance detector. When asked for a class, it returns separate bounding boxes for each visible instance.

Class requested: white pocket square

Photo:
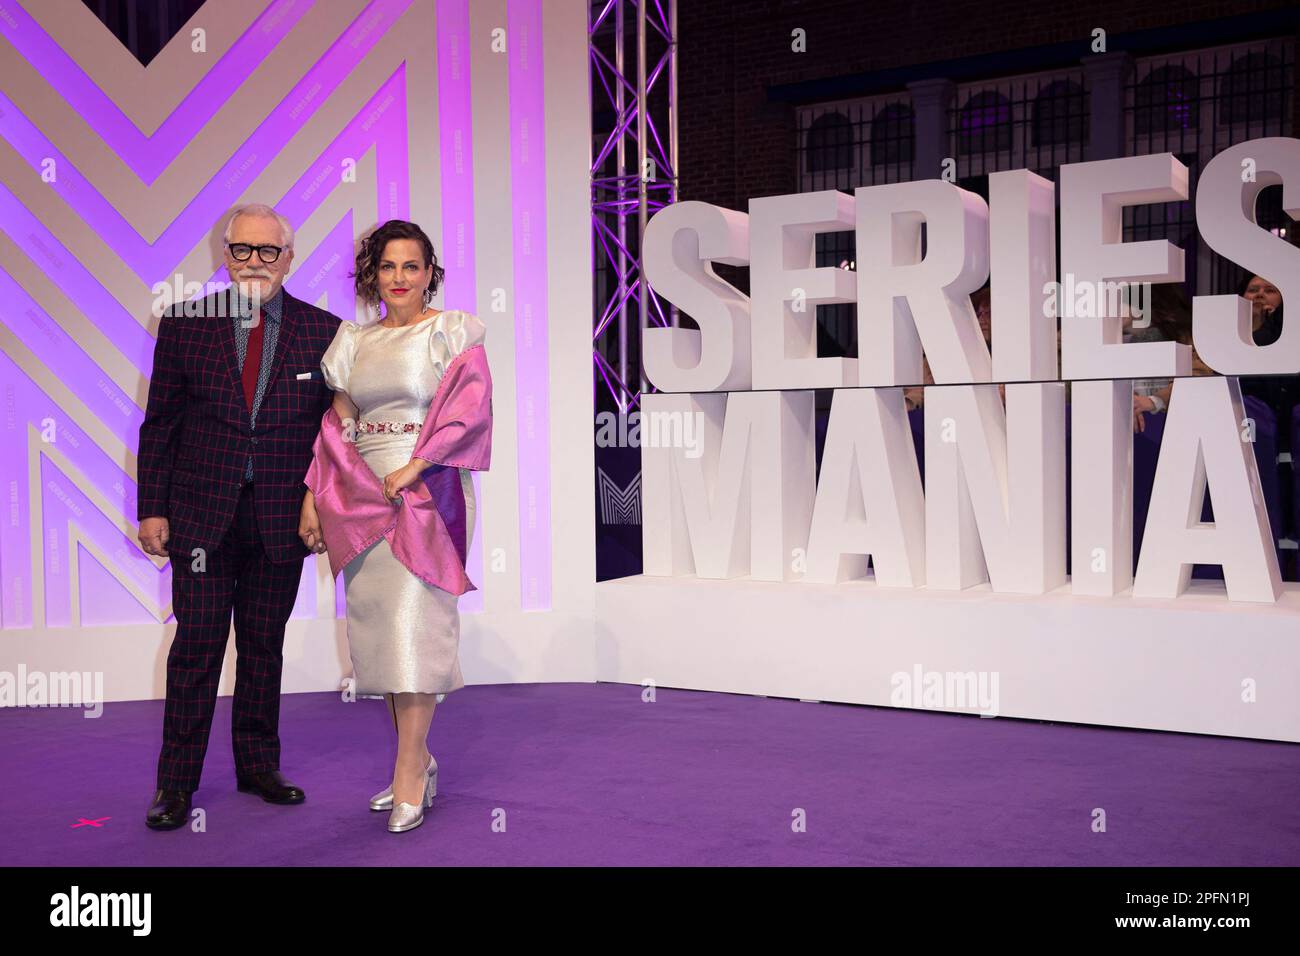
[296,372,312,380]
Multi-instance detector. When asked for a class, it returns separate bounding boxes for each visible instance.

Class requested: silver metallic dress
[320,310,485,699]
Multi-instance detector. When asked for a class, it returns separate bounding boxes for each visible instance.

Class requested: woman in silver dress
[299,220,486,833]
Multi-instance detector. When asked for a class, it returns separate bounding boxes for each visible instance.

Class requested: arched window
[871,103,914,166]
[1032,80,1088,146]
[1134,65,1199,135]
[806,111,853,173]
[957,91,1012,154]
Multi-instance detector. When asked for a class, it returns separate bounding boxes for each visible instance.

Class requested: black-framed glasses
[226,242,284,264]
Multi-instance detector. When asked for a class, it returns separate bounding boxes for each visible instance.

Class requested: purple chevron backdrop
[0,0,557,629]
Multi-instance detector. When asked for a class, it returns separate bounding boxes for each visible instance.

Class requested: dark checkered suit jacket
[138,287,340,563]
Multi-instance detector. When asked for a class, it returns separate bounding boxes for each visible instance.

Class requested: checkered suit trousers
[157,483,304,790]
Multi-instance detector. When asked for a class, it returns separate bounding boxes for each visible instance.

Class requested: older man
[138,204,340,830]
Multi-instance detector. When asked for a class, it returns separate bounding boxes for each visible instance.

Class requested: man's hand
[138,516,170,557]
[299,494,327,554]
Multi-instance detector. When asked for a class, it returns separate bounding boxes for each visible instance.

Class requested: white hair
[223,203,294,249]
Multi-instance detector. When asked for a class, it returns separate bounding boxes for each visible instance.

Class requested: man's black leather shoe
[236,770,305,804]
[145,789,192,830]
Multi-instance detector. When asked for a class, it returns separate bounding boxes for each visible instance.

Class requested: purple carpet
[2,682,1298,866]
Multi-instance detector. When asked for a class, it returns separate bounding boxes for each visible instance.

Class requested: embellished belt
[356,420,420,434]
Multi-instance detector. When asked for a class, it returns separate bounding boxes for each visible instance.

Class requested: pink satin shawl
[304,343,493,595]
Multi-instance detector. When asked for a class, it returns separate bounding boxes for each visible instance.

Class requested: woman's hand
[382,460,427,505]
[299,492,327,553]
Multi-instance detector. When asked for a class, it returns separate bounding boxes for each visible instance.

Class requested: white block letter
[1133,377,1282,602]
[749,191,858,390]
[643,201,752,392]
[856,180,991,386]
[805,388,925,586]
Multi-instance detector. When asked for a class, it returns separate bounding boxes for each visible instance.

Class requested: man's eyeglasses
[226,242,284,264]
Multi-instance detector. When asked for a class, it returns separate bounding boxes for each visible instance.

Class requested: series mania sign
[638,138,1299,604]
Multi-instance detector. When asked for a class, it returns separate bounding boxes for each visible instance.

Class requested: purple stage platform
[2,682,1298,866]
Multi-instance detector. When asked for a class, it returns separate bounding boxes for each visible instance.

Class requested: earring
[368,301,381,323]
[422,287,433,308]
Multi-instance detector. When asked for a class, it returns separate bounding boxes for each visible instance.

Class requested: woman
[1236,273,1288,412]
[1241,273,1283,341]
[299,220,492,833]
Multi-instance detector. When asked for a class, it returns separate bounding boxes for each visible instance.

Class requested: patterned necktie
[241,309,264,412]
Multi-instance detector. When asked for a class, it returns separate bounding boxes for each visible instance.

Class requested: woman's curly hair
[352,219,445,309]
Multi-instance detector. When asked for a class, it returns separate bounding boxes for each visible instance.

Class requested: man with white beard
[137,204,340,829]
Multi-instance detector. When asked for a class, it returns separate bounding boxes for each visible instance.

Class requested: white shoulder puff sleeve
[429,310,487,381]
[320,320,361,392]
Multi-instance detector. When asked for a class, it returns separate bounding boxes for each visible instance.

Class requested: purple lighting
[509,0,552,611]
[0,1,409,282]
[0,0,311,183]
[435,0,485,614]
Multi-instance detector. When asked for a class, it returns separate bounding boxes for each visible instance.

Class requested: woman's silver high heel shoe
[370,753,436,811]
[387,760,438,833]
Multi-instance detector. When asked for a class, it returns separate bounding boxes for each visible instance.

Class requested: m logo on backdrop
[597,468,642,526]
[638,137,1299,605]
[594,430,643,580]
